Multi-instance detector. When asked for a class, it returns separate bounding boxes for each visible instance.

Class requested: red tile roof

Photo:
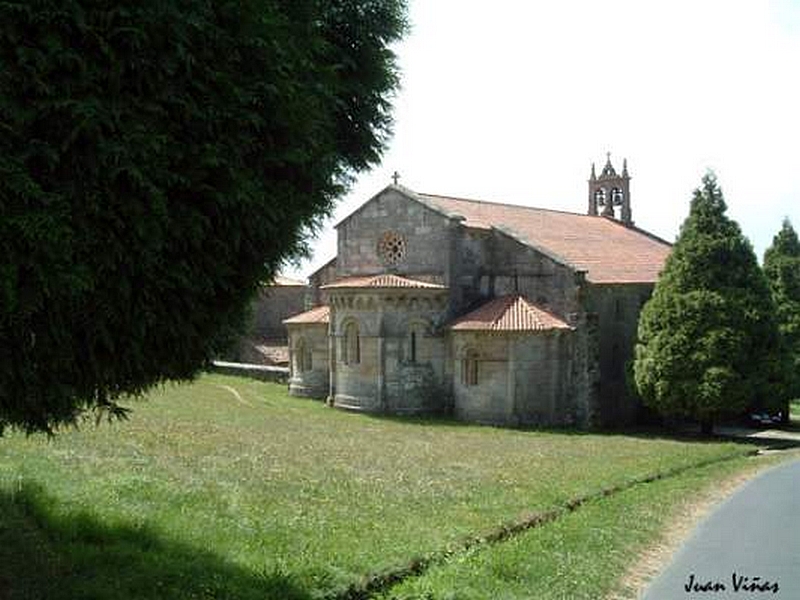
[321,274,446,290]
[283,305,330,325]
[449,295,571,332]
[416,193,671,284]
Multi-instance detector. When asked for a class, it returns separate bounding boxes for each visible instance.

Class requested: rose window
[377,231,407,264]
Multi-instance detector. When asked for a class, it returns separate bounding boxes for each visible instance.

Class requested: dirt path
[215,384,252,407]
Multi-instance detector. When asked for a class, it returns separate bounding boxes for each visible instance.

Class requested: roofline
[417,191,592,219]
[321,281,448,292]
[282,305,330,325]
[336,186,674,248]
[333,185,583,276]
[411,191,469,222]
[447,294,574,332]
[334,184,406,229]
[450,328,572,336]
[335,184,481,232]
[413,191,584,274]
[627,223,673,247]
[414,192,671,276]
[418,192,674,252]
[588,277,661,286]
[490,224,577,273]
[309,256,337,279]
[333,186,671,282]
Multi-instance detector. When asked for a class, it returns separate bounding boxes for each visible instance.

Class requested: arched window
[461,349,479,386]
[342,321,360,365]
[295,339,313,373]
[409,330,417,363]
[594,188,607,206]
[611,188,624,205]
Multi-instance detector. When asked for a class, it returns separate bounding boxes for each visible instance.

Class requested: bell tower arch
[588,153,632,226]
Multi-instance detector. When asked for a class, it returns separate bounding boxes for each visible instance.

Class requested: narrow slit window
[342,321,360,365]
[462,350,478,386]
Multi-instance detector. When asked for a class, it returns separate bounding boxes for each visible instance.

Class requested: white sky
[285,0,800,280]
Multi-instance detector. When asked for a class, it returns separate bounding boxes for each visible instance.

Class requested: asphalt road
[642,458,800,599]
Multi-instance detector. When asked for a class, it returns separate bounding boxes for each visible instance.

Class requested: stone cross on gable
[392,171,400,185]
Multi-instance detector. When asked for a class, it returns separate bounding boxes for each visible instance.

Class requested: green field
[0,375,767,599]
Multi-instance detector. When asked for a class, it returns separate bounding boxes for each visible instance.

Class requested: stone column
[327,313,336,406]
[507,336,517,425]
[287,330,295,382]
[377,301,386,411]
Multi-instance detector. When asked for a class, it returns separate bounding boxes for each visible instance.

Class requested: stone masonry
[284,157,671,428]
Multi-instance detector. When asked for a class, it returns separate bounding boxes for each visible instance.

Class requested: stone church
[284,156,671,428]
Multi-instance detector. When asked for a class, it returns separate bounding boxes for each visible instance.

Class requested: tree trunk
[700,416,714,435]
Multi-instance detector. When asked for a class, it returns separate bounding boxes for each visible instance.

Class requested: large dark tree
[0,1,407,433]
[633,173,782,434]
[763,218,800,411]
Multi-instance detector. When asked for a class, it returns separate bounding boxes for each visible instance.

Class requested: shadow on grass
[0,483,312,600]
[355,408,782,448]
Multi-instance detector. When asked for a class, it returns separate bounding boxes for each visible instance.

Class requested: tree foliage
[763,218,800,403]
[633,173,782,432]
[0,0,407,433]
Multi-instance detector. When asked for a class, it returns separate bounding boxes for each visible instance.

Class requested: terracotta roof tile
[321,274,446,290]
[283,305,330,325]
[449,295,571,332]
[417,193,671,284]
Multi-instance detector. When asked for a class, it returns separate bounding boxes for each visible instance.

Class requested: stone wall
[334,188,583,324]
[445,228,582,322]
[286,323,329,399]
[451,330,578,427]
[308,258,337,308]
[308,186,660,430]
[209,361,288,384]
[249,285,306,341]
[451,333,511,423]
[486,231,582,319]
[329,297,382,411]
[329,288,450,414]
[511,330,577,426]
[335,188,453,280]
[382,307,448,414]
[585,283,654,426]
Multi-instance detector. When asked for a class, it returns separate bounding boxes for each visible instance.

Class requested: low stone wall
[209,360,289,384]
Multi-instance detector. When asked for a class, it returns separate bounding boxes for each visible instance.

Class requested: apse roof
[449,295,572,332]
[320,274,446,290]
[282,305,330,325]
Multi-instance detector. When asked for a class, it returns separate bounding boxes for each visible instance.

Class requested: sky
[285,0,800,280]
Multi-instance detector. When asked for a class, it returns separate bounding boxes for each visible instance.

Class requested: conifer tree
[633,173,782,434]
[0,0,407,434]
[763,218,800,413]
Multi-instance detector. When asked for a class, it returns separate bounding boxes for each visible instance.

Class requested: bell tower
[588,153,632,226]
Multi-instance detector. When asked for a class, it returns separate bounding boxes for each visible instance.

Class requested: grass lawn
[0,374,765,599]
[381,455,777,600]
